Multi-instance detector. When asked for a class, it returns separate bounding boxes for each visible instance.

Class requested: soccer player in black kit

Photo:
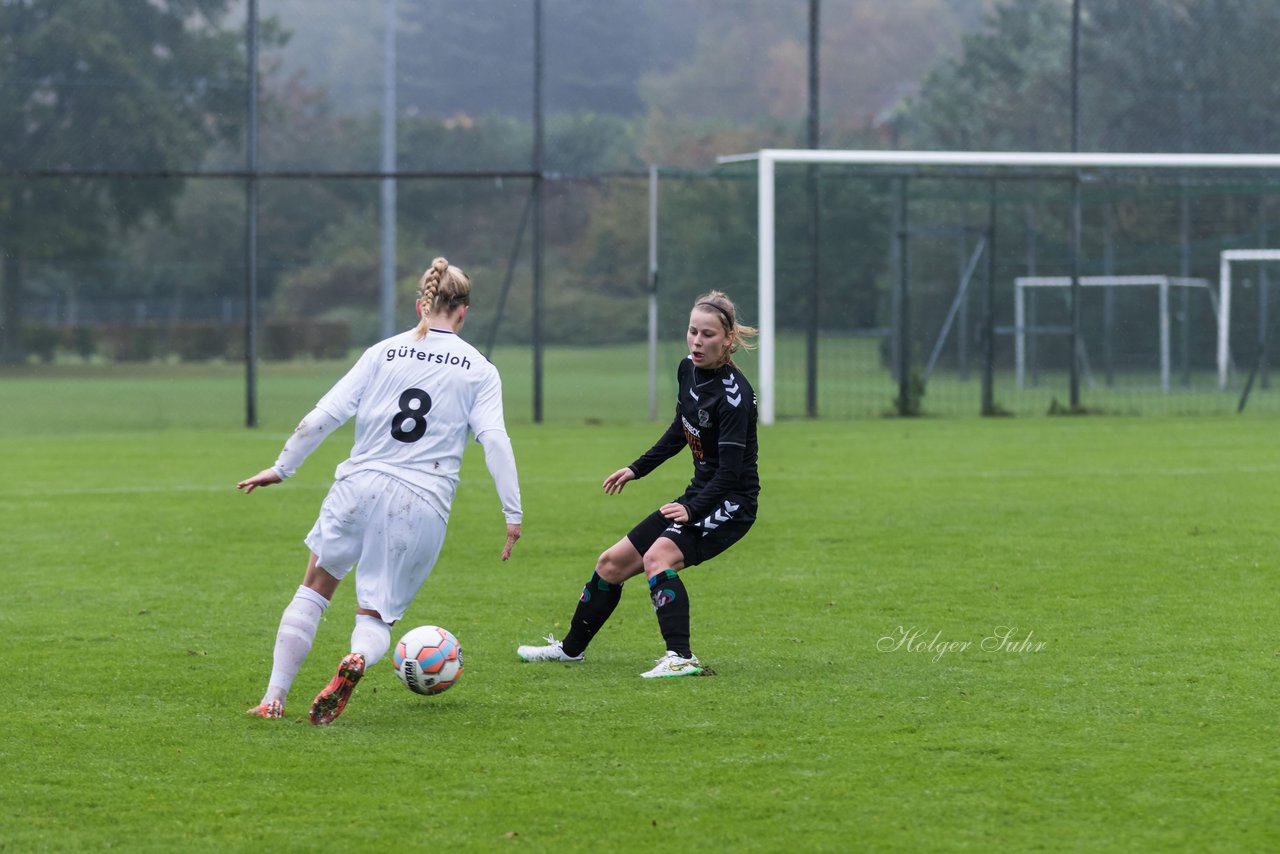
[518,290,759,677]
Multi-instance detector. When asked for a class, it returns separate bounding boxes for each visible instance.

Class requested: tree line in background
[4,0,1280,364]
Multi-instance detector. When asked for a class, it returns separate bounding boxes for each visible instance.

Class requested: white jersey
[310,328,516,523]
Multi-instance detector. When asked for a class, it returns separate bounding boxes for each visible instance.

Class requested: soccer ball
[393,625,463,695]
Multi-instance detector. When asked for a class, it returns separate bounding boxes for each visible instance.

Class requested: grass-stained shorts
[305,470,447,622]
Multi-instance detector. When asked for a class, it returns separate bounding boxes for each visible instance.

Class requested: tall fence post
[893,176,911,413]
[647,165,660,421]
[982,181,997,415]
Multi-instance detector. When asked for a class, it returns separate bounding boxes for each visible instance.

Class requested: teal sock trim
[648,569,679,588]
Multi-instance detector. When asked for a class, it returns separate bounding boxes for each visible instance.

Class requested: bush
[63,326,96,360]
[17,320,349,363]
[21,325,61,363]
[97,325,167,361]
[260,320,349,360]
[174,323,237,361]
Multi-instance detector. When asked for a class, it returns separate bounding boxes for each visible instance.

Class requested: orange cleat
[245,699,284,719]
[308,653,365,726]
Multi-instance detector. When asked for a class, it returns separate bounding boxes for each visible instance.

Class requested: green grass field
[2,356,1278,851]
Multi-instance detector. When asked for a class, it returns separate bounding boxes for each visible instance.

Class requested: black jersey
[627,357,760,521]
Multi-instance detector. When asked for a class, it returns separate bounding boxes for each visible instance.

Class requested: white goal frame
[1014,276,1214,392]
[715,149,1280,423]
[1219,249,1280,388]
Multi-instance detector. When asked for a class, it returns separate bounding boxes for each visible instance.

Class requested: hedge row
[21,320,350,362]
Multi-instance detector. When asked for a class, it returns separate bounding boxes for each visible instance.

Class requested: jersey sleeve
[468,363,507,441]
[628,417,686,478]
[313,346,378,422]
[271,407,344,479]
[479,430,522,524]
[468,364,523,524]
[269,348,371,479]
[715,374,751,448]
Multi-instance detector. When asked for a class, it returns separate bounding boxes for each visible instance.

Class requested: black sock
[649,569,692,659]
[561,572,623,658]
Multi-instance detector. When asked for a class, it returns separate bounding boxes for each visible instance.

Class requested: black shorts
[625,496,756,568]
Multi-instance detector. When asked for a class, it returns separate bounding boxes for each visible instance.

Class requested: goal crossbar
[718,149,1280,170]
[717,148,1280,422]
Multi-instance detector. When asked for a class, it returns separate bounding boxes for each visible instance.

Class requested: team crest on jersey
[698,409,710,427]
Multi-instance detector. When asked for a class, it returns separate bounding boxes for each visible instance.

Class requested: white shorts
[305,470,447,623]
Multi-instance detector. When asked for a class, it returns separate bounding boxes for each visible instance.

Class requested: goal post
[716,148,1280,423]
[1219,249,1280,389]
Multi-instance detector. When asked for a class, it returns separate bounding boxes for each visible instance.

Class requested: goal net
[1014,275,1219,392]
[710,148,1280,422]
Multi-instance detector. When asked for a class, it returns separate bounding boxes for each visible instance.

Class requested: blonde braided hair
[414,256,471,340]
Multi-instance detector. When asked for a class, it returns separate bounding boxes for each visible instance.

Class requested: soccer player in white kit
[238,257,522,725]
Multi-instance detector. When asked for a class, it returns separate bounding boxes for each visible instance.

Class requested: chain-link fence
[5,0,1280,418]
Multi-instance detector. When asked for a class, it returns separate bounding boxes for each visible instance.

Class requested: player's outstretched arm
[238,407,344,495]
[237,468,282,494]
[602,467,636,495]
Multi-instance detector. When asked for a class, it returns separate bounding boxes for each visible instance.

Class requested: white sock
[262,585,329,705]
[350,613,393,668]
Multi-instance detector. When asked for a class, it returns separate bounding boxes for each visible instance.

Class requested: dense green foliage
[905,0,1280,152]
[8,0,1280,379]
[0,0,259,362]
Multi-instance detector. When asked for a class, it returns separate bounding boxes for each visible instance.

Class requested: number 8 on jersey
[390,388,433,443]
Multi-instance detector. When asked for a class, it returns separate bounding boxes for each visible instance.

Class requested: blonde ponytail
[414,257,472,340]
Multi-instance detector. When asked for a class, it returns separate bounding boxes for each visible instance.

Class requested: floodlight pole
[893,176,910,413]
[531,0,545,423]
[1068,0,1082,409]
[805,0,820,418]
[244,0,260,428]
[981,180,997,415]
[379,0,397,340]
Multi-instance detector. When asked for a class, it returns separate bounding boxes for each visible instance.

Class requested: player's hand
[603,467,636,495]
[237,468,282,494]
[660,502,690,523]
[501,523,521,561]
